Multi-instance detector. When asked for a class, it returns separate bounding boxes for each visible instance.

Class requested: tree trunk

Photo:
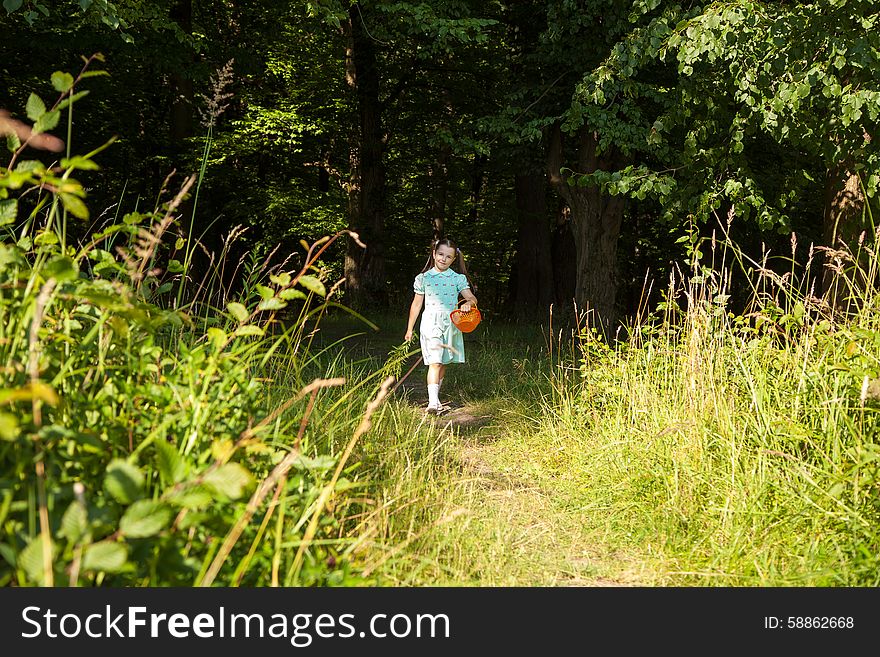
[169,0,194,144]
[552,201,576,310]
[822,163,867,308]
[344,5,387,308]
[547,123,625,335]
[514,170,554,320]
[429,142,451,241]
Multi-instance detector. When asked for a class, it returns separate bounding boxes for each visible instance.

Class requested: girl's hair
[420,237,476,292]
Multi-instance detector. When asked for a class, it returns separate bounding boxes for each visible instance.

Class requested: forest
[1,0,878,588]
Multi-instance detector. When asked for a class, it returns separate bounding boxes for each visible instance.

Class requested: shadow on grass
[309,308,568,413]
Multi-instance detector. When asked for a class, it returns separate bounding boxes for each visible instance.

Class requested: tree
[482,0,646,331]
[572,0,879,303]
[338,1,496,307]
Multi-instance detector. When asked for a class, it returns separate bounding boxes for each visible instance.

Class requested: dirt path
[311,315,649,585]
[415,398,648,586]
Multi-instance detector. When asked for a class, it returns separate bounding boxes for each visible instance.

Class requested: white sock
[427,383,440,408]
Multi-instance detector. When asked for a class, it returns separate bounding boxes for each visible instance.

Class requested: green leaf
[60,192,89,219]
[51,71,75,93]
[294,454,336,471]
[119,500,173,538]
[33,229,58,246]
[227,301,249,323]
[80,70,110,79]
[297,275,326,297]
[155,438,187,484]
[81,541,128,573]
[269,272,291,287]
[0,411,18,440]
[56,90,90,111]
[234,325,264,337]
[166,258,183,273]
[255,284,274,300]
[166,485,213,509]
[207,327,227,351]
[18,535,56,583]
[3,0,23,14]
[14,159,44,173]
[257,297,287,311]
[152,281,172,296]
[279,288,306,301]
[43,255,79,282]
[25,93,46,121]
[0,199,17,226]
[204,463,253,500]
[59,501,88,542]
[60,155,100,171]
[104,459,144,504]
[6,131,21,152]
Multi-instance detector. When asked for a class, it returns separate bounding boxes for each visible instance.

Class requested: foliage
[565,221,880,584]
[0,69,383,586]
[570,0,880,229]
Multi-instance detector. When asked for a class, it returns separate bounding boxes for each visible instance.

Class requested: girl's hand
[404,329,413,341]
[460,302,473,313]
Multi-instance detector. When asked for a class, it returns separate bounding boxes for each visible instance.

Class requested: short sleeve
[456,273,470,293]
[413,273,425,295]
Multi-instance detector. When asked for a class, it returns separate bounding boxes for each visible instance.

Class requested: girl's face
[433,245,456,271]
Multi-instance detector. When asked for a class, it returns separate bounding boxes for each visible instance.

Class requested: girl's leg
[427,363,442,410]
[437,364,446,404]
[427,363,442,385]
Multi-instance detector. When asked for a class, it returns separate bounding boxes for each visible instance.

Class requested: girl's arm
[404,294,424,341]
[459,288,478,312]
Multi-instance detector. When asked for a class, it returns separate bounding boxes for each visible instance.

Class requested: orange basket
[450,303,482,333]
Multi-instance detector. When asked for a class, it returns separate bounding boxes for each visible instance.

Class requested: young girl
[404,238,478,414]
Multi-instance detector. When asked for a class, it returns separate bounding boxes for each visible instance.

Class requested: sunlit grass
[347,223,880,587]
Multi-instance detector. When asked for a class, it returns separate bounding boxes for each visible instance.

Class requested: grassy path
[313,311,658,585]
[315,263,880,587]
[401,397,651,586]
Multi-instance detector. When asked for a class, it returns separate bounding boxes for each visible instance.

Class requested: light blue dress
[413,267,471,364]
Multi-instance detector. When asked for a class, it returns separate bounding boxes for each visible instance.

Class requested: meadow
[2,63,878,588]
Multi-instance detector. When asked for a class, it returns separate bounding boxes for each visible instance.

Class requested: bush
[1,64,382,587]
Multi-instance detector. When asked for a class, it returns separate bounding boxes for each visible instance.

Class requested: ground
[313,309,651,586]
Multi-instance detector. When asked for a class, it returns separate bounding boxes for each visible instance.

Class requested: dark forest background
[2,0,877,330]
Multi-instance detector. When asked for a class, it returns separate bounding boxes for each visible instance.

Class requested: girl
[404,238,478,414]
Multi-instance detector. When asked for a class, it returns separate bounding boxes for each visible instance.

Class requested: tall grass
[533,218,880,585]
[0,66,398,587]
[347,213,880,586]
